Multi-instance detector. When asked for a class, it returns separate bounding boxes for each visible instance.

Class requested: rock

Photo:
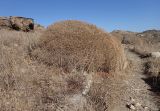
[134,102,141,107]
[139,34,144,37]
[127,98,143,110]
[0,16,35,31]
[150,52,160,58]
[130,97,135,102]
[10,16,34,31]
[0,17,12,29]
[82,72,93,96]
[143,106,149,111]
[127,104,136,110]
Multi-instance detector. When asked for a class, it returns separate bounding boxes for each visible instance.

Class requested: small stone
[151,52,160,58]
[130,104,136,110]
[14,44,18,47]
[127,104,136,110]
[130,97,135,102]
[144,106,149,110]
[134,102,141,107]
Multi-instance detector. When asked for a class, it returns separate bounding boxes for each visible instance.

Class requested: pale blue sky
[0,0,159,32]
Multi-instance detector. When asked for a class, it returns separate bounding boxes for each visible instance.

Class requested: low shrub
[145,58,160,89]
[32,20,126,73]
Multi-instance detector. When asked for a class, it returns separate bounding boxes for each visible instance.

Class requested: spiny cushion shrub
[145,58,160,77]
[145,58,160,89]
[32,20,126,73]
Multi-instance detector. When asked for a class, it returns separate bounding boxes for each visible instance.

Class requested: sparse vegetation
[112,30,160,58]
[0,20,160,110]
[0,29,88,110]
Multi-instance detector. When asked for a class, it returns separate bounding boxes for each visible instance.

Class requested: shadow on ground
[142,77,160,109]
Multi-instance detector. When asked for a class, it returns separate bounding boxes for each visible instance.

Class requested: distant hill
[111,29,160,44]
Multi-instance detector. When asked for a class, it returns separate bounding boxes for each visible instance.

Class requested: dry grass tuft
[145,58,160,86]
[32,20,126,73]
[0,29,89,110]
[146,58,160,77]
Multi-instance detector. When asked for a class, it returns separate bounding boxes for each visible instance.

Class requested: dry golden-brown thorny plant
[32,20,126,73]
[0,20,126,111]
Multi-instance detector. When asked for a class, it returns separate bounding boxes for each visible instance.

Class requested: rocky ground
[113,47,160,111]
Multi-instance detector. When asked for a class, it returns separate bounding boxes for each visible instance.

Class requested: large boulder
[0,17,12,29]
[10,16,34,31]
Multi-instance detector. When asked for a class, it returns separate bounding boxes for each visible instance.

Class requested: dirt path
[115,49,159,111]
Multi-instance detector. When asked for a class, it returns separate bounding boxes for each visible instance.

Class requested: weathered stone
[151,52,160,58]
[134,102,141,107]
[143,106,150,111]
[128,104,136,110]
[0,17,12,29]
[130,97,135,102]
[0,16,35,31]
[10,16,34,31]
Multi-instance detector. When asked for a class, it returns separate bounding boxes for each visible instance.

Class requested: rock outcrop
[0,16,34,31]
[0,17,12,29]
[10,16,34,31]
